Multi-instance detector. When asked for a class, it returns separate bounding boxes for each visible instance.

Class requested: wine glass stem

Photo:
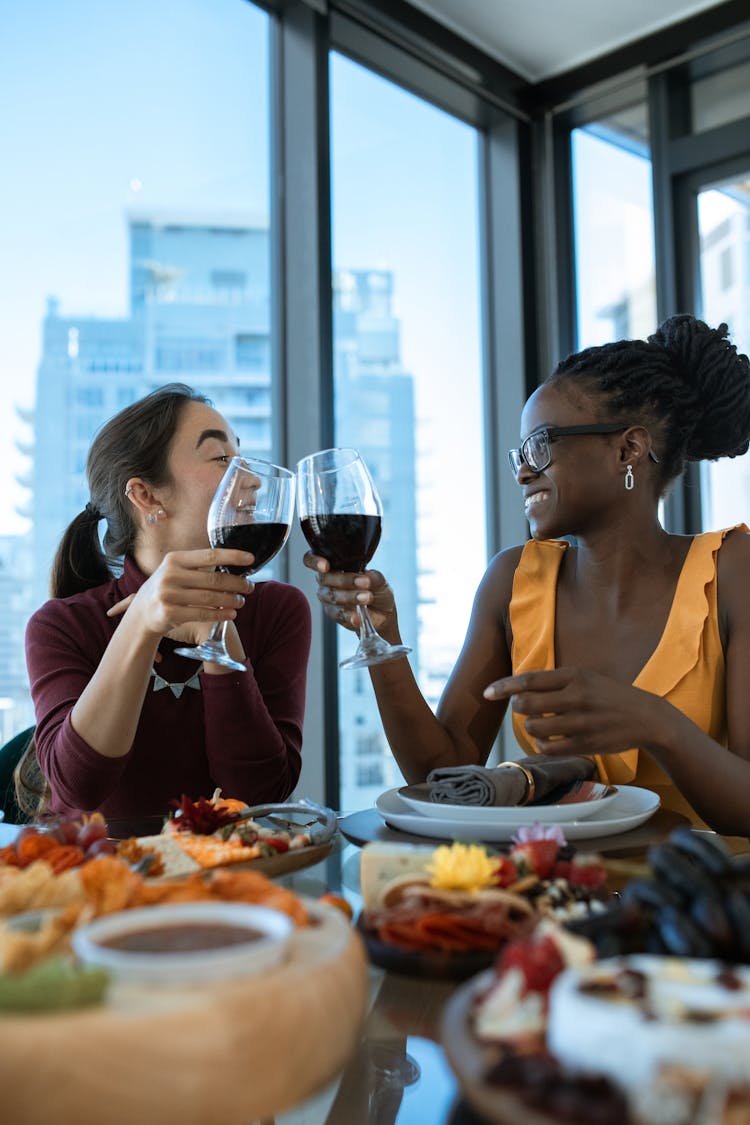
[205,621,225,644]
[356,603,380,641]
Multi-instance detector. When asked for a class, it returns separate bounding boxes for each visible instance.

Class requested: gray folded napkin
[425,756,596,807]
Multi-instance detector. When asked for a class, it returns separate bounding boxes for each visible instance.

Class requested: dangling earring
[146,508,166,525]
[625,465,634,491]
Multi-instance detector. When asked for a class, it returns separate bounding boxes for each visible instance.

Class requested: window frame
[268,1,533,807]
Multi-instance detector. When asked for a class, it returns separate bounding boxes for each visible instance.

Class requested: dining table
[1,803,747,1125]
[271,807,750,1125]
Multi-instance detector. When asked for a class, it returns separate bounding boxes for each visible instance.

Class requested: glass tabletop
[275,842,478,1125]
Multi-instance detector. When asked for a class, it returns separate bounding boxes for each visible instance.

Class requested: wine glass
[175,455,295,672]
[297,447,411,669]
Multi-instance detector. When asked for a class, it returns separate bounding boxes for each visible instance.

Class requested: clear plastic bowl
[72,901,294,985]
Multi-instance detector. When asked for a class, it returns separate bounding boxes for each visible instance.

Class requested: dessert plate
[398,781,618,824]
[375,785,660,843]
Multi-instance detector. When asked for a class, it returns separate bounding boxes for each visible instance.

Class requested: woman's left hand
[483,666,667,756]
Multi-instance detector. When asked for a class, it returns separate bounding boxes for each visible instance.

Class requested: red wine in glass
[299,514,381,574]
[212,522,292,575]
[297,448,410,669]
[175,456,295,671]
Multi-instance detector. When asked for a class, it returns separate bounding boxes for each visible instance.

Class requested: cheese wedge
[359,842,436,910]
[134,835,202,879]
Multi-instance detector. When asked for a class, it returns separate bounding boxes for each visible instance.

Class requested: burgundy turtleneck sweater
[25,557,311,818]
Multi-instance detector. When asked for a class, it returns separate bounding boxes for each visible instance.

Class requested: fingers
[484,669,573,700]
[329,605,359,629]
[106,594,135,618]
[303,551,329,573]
[166,547,255,571]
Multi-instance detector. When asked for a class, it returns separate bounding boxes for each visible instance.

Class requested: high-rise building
[23,212,417,806]
[31,212,273,607]
[0,535,35,740]
[333,269,419,809]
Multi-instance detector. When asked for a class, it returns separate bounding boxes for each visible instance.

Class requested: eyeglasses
[508,424,659,476]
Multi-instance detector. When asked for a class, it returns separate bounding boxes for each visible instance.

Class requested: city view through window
[1,2,488,814]
[3,4,749,809]
[572,117,750,533]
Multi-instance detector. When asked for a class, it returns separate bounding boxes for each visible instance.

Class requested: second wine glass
[297,447,411,669]
[175,455,295,672]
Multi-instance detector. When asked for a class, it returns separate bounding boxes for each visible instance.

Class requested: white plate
[398,781,618,824]
[375,785,660,842]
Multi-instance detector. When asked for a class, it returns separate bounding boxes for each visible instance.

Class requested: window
[571,102,657,348]
[691,60,750,134]
[211,270,247,290]
[697,177,750,528]
[235,334,270,372]
[330,53,487,812]
[2,0,272,739]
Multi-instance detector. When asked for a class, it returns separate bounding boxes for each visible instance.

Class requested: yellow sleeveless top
[508,526,747,825]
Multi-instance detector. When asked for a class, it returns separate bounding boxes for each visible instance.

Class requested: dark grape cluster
[566,826,750,961]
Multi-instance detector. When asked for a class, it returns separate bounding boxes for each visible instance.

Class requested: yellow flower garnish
[426,842,501,892]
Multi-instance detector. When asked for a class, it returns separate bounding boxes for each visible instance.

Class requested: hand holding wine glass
[176,456,295,671]
[297,447,410,669]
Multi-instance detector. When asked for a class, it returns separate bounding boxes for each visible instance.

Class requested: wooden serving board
[441,972,559,1125]
[0,900,368,1125]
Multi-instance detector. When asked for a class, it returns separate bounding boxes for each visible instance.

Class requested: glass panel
[1,1,272,742]
[691,60,750,134]
[571,104,657,348]
[697,177,750,528]
[330,54,486,811]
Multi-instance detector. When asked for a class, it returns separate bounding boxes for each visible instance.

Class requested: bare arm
[305,547,522,782]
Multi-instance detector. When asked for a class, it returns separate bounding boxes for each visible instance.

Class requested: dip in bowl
[72,902,293,984]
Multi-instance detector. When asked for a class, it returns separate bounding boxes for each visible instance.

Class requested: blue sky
[1,0,484,578]
[0,0,269,528]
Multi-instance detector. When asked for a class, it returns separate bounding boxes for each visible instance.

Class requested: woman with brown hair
[22,383,310,820]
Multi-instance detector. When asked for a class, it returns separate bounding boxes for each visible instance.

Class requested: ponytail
[49,507,112,598]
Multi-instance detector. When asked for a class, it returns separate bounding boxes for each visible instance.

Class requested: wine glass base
[174,643,247,673]
[339,643,411,670]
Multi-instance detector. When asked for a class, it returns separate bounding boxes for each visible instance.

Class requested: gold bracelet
[497,760,536,806]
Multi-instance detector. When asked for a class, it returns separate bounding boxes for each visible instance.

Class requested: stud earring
[625,465,634,491]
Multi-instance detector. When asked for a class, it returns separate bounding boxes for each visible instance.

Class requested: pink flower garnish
[511,822,567,847]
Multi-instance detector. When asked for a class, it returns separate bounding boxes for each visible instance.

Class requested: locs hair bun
[648,314,750,461]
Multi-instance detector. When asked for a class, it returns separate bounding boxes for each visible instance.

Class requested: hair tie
[84,501,102,520]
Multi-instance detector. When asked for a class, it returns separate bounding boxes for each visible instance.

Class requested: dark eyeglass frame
[507,424,660,476]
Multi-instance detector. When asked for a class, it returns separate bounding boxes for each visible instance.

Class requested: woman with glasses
[305,314,750,833]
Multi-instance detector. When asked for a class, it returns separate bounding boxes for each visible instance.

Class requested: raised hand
[302,551,398,637]
[483,666,670,757]
[106,549,252,641]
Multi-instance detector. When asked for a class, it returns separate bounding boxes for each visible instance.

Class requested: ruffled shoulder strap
[634,524,749,698]
[596,523,748,786]
[509,538,568,672]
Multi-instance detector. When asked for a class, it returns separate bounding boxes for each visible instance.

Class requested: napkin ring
[497,761,536,806]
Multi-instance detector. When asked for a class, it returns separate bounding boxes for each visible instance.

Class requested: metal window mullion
[272,2,339,807]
